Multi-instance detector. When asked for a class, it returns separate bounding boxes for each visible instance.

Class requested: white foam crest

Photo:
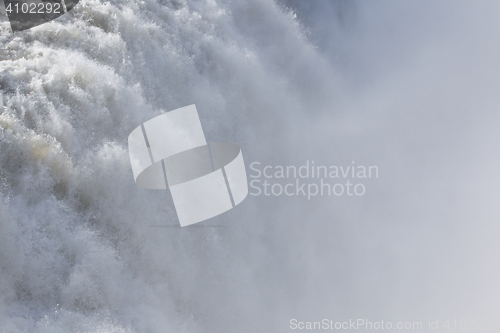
[0,0,341,331]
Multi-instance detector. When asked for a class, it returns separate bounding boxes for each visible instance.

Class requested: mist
[0,0,499,332]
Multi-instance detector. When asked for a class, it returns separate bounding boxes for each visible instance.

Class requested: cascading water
[1,0,500,332]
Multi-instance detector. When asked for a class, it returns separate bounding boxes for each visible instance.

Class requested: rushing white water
[1,0,500,332]
[0,1,336,331]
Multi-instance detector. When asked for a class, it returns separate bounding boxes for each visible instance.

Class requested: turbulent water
[1,0,500,332]
[0,1,336,331]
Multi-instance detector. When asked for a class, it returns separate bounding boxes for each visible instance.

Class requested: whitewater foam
[2,0,500,332]
[0,0,336,331]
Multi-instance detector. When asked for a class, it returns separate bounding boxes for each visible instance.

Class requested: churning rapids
[2,0,500,332]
